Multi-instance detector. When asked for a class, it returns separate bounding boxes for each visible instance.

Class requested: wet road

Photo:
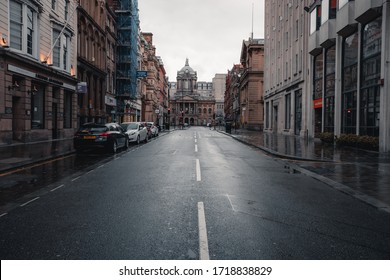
[0,146,127,207]
[1,127,390,259]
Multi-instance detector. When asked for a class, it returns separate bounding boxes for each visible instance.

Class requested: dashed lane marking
[195,145,198,153]
[196,159,201,181]
[50,184,64,192]
[71,176,81,182]
[0,213,8,218]
[20,197,40,207]
[198,202,210,260]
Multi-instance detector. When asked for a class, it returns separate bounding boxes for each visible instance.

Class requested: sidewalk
[218,128,390,212]
[0,138,75,173]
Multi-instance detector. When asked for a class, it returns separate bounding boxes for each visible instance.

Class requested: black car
[74,123,128,153]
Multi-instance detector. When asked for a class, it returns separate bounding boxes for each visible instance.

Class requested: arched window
[208,108,212,114]
[203,108,206,114]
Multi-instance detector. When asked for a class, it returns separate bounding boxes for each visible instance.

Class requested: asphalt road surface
[1,127,390,259]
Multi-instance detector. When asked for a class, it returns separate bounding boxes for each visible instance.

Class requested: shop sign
[314,98,323,109]
[77,82,87,94]
[105,96,117,106]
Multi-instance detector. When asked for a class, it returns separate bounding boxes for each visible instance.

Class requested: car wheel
[137,135,140,144]
[111,141,118,153]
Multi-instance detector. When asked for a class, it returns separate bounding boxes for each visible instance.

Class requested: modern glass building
[307,0,390,152]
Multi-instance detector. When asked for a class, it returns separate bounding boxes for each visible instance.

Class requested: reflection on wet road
[0,148,129,207]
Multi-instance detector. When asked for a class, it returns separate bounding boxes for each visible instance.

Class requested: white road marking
[227,194,236,212]
[97,164,105,168]
[20,197,40,207]
[50,184,64,192]
[71,176,81,182]
[196,159,201,181]
[195,144,198,152]
[0,213,8,218]
[198,202,210,260]
[173,150,177,155]
[195,139,197,143]
[87,169,94,174]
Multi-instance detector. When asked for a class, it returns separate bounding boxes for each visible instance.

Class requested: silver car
[120,122,148,144]
[146,122,159,137]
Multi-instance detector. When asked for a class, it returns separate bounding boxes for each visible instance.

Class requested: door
[273,105,278,133]
[52,103,58,139]
[295,90,302,135]
[12,96,24,141]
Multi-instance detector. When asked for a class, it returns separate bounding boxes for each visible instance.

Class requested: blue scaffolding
[115,0,139,113]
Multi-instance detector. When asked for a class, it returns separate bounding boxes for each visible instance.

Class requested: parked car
[146,122,159,137]
[140,122,152,139]
[74,123,128,153]
[120,122,148,144]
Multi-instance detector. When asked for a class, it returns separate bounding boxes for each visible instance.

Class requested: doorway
[273,105,278,133]
[52,102,58,139]
[12,96,23,141]
[295,90,302,135]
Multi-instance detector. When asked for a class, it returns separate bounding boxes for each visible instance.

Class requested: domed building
[169,59,215,127]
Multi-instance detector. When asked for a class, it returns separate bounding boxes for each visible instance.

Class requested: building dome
[177,58,197,77]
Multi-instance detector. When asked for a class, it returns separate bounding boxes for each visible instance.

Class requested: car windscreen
[122,123,138,130]
[79,125,108,133]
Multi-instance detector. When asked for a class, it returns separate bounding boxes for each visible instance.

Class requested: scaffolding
[114,0,139,116]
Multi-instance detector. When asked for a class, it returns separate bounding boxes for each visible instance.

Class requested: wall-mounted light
[8,81,20,91]
[70,65,76,76]
[0,34,8,47]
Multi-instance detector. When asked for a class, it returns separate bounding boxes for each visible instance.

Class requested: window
[10,1,22,50]
[360,17,382,137]
[51,0,56,10]
[310,6,321,34]
[27,7,34,55]
[52,29,70,70]
[324,46,335,132]
[53,30,61,67]
[313,53,323,100]
[65,1,69,20]
[9,0,38,56]
[342,32,358,134]
[322,0,336,24]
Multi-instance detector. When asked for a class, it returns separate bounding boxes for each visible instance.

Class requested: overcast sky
[138,0,265,82]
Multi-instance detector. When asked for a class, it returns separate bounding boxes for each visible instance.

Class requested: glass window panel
[10,0,23,50]
[53,30,61,67]
[322,0,329,25]
[27,8,34,55]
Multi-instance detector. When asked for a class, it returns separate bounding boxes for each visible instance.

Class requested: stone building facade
[239,38,265,130]
[170,59,215,126]
[0,0,78,144]
[212,74,227,124]
[264,0,309,136]
[77,0,108,126]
